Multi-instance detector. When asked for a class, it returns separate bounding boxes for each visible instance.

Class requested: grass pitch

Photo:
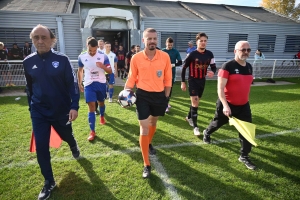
[0,78,300,200]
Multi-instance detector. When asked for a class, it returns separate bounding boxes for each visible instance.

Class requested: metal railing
[1,59,300,87]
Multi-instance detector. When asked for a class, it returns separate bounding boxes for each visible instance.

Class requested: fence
[1,59,300,87]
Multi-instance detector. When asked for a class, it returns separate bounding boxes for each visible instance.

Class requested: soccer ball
[118,89,137,108]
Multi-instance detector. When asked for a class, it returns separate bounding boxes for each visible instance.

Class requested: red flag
[29,126,62,152]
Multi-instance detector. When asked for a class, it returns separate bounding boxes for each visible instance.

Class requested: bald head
[234,40,251,62]
[235,41,250,50]
[30,24,57,54]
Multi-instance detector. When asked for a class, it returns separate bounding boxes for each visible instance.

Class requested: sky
[163,0,300,7]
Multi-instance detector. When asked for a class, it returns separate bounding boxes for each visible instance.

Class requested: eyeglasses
[236,48,251,53]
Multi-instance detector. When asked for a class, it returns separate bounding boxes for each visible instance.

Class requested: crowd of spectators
[2,42,36,60]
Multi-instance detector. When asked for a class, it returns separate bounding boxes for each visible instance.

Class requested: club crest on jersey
[235,69,239,74]
[97,57,100,60]
[52,61,59,68]
[157,70,162,77]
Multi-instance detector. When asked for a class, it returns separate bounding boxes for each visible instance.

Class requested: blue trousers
[31,115,77,182]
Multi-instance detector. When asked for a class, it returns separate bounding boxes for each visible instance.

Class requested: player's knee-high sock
[109,88,114,98]
[148,125,156,144]
[88,112,95,131]
[187,105,192,118]
[118,70,120,77]
[191,106,198,128]
[140,135,150,166]
[100,105,105,117]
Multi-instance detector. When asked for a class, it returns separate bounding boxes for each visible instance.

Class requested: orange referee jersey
[125,50,172,92]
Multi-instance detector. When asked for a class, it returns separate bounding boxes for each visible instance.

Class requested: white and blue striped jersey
[78,51,111,86]
[104,51,118,74]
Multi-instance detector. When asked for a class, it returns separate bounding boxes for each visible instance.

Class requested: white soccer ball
[118,89,137,108]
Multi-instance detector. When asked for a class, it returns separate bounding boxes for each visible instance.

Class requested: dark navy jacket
[23,49,80,120]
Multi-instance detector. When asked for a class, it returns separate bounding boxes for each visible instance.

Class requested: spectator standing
[186,40,196,56]
[253,49,265,79]
[23,42,32,58]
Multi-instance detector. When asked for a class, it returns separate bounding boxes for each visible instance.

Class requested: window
[258,34,276,52]
[284,35,300,52]
[160,32,198,51]
[228,34,248,52]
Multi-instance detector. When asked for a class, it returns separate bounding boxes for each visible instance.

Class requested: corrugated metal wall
[61,15,82,59]
[143,18,300,60]
[0,10,81,59]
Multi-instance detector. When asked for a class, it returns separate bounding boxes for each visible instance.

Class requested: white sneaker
[193,127,201,136]
[109,98,112,103]
[185,117,193,127]
[106,92,109,99]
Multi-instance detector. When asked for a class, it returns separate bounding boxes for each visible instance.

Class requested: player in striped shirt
[181,32,217,136]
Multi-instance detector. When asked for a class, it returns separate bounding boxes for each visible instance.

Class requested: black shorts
[136,88,168,120]
[188,78,206,97]
[117,63,125,69]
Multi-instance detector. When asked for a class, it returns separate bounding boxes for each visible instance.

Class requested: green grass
[0,78,300,200]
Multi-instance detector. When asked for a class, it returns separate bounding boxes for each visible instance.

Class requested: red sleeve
[218,69,229,79]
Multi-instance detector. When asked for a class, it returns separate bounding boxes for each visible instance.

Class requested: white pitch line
[150,155,181,200]
[1,128,299,170]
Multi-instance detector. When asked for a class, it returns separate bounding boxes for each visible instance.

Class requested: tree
[260,0,300,20]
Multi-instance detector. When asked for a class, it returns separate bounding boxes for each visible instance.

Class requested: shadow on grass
[104,113,140,146]
[157,148,264,200]
[52,157,117,200]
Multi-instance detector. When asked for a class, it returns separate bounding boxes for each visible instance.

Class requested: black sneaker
[38,180,56,200]
[70,145,80,159]
[238,156,256,170]
[149,144,156,155]
[203,130,211,144]
[142,166,151,178]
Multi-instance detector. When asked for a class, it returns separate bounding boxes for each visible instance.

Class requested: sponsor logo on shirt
[85,59,88,62]
[235,69,239,74]
[52,61,59,68]
[32,65,38,69]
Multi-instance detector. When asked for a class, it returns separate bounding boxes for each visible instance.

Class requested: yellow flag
[228,117,258,147]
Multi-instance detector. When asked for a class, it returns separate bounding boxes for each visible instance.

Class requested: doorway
[93,29,130,53]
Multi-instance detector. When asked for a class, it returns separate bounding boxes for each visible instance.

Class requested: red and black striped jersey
[181,49,216,81]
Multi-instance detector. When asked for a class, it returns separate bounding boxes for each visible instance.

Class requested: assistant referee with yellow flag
[202,40,256,170]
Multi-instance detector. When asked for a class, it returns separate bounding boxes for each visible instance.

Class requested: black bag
[266,79,276,83]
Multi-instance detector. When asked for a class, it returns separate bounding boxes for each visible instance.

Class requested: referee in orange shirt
[124,28,172,178]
